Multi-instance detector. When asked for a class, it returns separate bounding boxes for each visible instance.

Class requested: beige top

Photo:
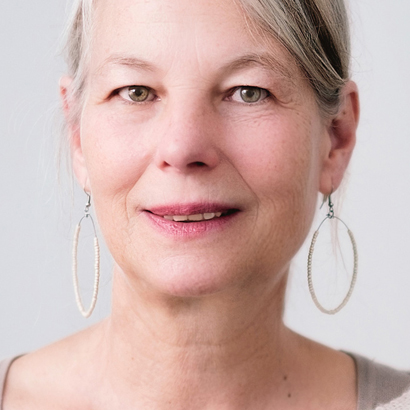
[349,354,410,409]
[0,353,409,409]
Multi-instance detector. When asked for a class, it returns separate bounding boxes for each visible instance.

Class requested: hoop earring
[307,193,358,315]
[72,191,100,318]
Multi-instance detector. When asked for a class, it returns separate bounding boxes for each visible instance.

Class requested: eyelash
[227,86,271,105]
[112,85,272,105]
[113,86,158,105]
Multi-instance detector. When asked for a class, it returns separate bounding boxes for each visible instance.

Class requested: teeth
[163,212,225,222]
[188,214,203,221]
[172,215,188,222]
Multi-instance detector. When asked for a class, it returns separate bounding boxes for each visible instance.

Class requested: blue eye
[118,86,155,103]
[231,86,269,103]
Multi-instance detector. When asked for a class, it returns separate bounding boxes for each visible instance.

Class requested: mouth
[144,204,240,237]
[147,209,238,222]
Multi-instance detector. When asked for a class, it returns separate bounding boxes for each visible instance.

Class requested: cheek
[79,109,155,250]
[227,111,322,201]
[227,111,324,258]
[81,110,152,194]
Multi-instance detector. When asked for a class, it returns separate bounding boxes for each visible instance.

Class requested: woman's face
[70,0,336,297]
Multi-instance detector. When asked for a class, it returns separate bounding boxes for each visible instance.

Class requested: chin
[147,256,238,299]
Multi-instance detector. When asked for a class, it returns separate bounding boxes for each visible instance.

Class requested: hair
[63,0,351,120]
[63,0,94,125]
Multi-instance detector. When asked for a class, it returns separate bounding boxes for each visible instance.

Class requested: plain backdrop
[1,1,409,369]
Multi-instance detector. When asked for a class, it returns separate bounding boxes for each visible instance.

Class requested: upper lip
[146,203,240,216]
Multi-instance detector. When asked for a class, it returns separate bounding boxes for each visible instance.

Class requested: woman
[1,0,409,408]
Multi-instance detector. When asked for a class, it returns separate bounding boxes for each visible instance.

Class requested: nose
[154,99,221,173]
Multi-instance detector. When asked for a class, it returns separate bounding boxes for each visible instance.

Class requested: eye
[118,86,156,103]
[230,86,269,104]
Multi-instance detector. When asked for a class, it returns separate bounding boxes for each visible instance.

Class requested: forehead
[91,0,300,80]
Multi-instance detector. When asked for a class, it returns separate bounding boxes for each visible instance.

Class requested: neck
[93,265,299,409]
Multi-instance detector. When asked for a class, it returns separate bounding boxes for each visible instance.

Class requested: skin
[3,0,359,408]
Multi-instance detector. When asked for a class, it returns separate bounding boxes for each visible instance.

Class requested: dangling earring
[307,192,358,315]
[72,191,100,318]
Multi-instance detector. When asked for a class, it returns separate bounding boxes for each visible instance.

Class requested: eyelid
[115,85,157,103]
[110,85,271,105]
[228,86,271,104]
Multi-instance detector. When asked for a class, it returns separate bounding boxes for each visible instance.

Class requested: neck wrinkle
[96,264,294,409]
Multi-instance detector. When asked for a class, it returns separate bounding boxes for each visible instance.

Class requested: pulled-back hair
[63,0,350,119]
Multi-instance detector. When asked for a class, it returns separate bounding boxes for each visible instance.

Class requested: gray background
[1,1,410,369]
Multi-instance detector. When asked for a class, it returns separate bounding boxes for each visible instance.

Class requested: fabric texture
[0,353,409,409]
[351,353,410,410]
[375,389,410,410]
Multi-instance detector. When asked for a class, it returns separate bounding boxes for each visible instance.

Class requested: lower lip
[144,211,239,238]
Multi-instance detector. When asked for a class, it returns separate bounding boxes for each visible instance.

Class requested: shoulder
[0,324,103,409]
[0,357,20,409]
[347,352,410,410]
[0,351,68,410]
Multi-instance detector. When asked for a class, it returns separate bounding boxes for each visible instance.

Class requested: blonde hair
[63,0,350,118]
[237,0,350,116]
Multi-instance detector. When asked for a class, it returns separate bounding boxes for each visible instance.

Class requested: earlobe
[72,136,91,192]
[60,76,90,191]
[319,81,360,194]
[60,76,73,120]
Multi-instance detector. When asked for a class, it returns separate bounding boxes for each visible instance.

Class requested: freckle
[288,393,291,398]
[283,375,288,381]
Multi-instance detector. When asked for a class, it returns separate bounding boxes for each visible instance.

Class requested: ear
[319,81,360,194]
[60,76,90,191]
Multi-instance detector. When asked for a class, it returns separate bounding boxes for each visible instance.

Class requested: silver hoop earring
[72,191,100,318]
[307,193,358,315]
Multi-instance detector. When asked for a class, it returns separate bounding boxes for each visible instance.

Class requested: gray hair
[63,0,351,119]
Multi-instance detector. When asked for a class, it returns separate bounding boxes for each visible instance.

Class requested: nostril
[189,161,207,167]
[156,140,220,171]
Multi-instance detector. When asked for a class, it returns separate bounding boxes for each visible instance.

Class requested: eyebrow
[221,53,294,79]
[96,52,295,80]
[96,55,157,75]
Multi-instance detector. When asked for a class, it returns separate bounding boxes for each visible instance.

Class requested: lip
[147,203,236,216]
[143,202,240,238]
